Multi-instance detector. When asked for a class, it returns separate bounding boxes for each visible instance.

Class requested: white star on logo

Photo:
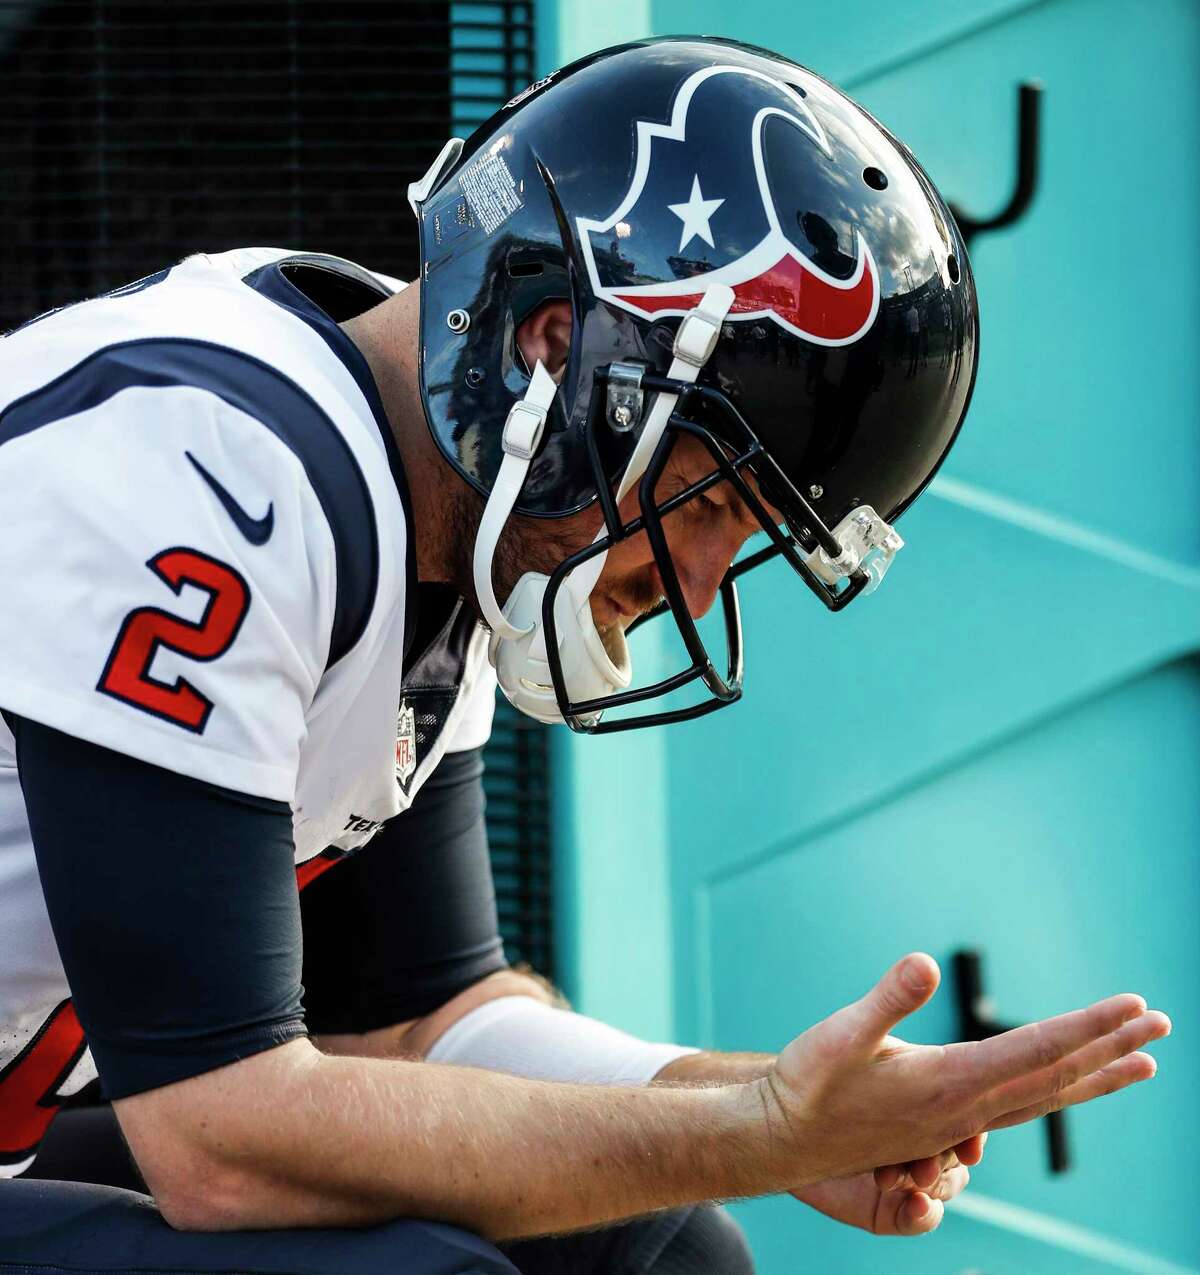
[668,174,724,254]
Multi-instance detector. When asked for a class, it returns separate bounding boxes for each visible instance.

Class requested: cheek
[596,525,655,584]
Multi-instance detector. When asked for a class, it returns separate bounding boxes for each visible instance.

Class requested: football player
[0,37,1168,1275]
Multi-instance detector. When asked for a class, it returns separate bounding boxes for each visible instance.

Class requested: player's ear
[515,298,572,383]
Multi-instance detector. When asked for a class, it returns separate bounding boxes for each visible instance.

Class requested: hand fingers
[927,1163,970,1202]
[890,1166,971,1237]
[984,1012,1169,1122]
[895,1190,945,1236]
[954,1132,987,1166]
[875,1159,938,1192]
[906,1150,955,1191]
[875,1147,963,1192]
[846,953,940,1050]
[984,1052,1158,1132]
[957,994,1148,1089]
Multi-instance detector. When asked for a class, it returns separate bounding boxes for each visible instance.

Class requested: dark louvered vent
[0,0,553,978]
[484,704,554,977]
[0,2,456,325]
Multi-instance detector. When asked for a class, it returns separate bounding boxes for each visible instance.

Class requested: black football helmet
[409,36,979,732]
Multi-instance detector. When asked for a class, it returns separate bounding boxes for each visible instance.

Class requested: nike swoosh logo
[186,451,275,546]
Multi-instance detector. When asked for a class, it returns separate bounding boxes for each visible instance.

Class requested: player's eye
[686,489,723,521]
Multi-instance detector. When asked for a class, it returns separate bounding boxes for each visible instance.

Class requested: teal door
[548,1,1200,1271]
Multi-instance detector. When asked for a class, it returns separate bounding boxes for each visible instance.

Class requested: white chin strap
[473,285,735,726]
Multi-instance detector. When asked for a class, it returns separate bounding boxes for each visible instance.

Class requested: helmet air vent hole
[509,260,545,278]
[862,167,888,191]
[947,253,961,284]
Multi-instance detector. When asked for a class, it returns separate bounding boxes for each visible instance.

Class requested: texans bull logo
[577,65,879,347]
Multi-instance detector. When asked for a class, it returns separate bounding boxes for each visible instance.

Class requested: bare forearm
[125,1041,786,1240]
[654,1049,775,1086]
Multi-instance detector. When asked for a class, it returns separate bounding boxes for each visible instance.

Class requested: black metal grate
[448,0,535,133]
[483,703,554,977]
[0,2,459,328]
[0,0,553,978]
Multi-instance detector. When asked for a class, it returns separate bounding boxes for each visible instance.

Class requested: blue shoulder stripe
[242,256,420,662]
[0,338,377,667]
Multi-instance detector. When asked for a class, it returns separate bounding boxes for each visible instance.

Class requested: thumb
[845,953,940,1048]
[896,1190,944,1236]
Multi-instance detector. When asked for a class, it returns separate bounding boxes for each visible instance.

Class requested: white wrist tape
[425,995,700,1086]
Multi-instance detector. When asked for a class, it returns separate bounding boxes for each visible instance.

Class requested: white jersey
[0,248,495,1173]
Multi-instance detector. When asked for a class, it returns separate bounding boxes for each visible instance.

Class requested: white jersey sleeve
[0,366,347,802]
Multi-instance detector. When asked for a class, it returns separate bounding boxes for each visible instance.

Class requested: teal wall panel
[540,0,1200,1269]
[644,0,1051,87]
[552,693,676,1038]
[857,0,1200,561]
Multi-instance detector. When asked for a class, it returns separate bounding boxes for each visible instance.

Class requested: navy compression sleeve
[8,712,307,1100]
[300,746,508,1034]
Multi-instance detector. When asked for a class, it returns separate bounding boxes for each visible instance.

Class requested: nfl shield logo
[395,701,417,787]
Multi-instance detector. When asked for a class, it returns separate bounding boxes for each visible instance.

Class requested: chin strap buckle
[672,288,730,369]
[502,395,549,461]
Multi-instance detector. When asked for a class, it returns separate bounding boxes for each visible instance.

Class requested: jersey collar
[241,255,419,660]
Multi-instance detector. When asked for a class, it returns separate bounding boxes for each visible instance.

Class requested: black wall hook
[953,950,1070,1173]
[949,81,1043,247]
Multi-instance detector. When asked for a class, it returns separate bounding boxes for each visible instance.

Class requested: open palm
[765,954,1168,1190]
